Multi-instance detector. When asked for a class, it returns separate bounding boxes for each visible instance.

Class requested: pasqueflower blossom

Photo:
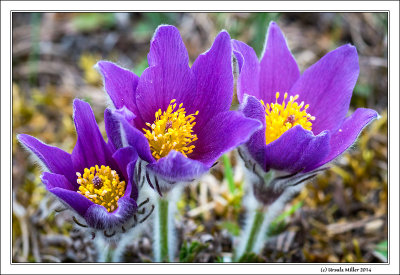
[18,99,149,236]
[97,25,261,194]
[232,22,378,201]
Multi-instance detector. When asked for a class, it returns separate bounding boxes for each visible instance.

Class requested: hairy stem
[153,186,182,262]
[158,197,169,262]
[243,209,265,253]
[235,183,306,260]
[105,243,115,262]
[95,237,116,262]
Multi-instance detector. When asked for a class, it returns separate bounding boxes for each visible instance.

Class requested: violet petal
[96,61,139,115]
[265,125,331,173]
[41,172,76,191]
[191,30,233,129]
[71,99,116,173]
[239,95,267,168]
[259,21,300,104]
[84,196,137,230]
[232,39,260,103]
[104,106,135,152]
[127,161,138,201]
[147,150,209,182]
[289,44,359,134]
[17,134,76,184]
[135,25,196,124]
[111,107,155,164]
[112,146,138,187]
[191,110,262,166]
[41,172,93,217]
[307,108,379,171]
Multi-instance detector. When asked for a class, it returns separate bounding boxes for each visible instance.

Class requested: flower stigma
[143,99,199,160]
[77,165,126,212]
[261,92,315,144]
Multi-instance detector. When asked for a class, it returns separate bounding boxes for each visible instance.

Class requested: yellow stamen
[76,165,126,213]
[262,92,315,144]
[143,99,198,160]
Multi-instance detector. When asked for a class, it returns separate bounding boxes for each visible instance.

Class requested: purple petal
[147,150,209,182]
[259,22,300,104]
[232,40,260,103]
[41,172,76,191]
[288,44,359,134]
[308,108,378,171]
[41,172,93,217]
[190,111,262,166]
[126,161,138,201]
[265,125,331,173]
[104,106,135,152]
[111,108,155,164]
[96,61,139,115]
[148,25,189,68]
[112,146,138,186]
[71,99,116,173]
[84,196,137,230]
[135,26,197,124]
[191,30,233,129]
[17,134,76,184]
[239,95,267,168]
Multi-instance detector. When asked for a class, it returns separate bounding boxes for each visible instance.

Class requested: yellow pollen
[261,92,315,144]
[143,99,198,160]
[76,165,126,213]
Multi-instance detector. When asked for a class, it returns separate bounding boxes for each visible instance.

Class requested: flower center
[143,99,199,160]
[261,92,315,144]
[76,165,126,212]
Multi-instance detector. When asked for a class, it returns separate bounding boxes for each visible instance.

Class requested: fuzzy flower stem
[153,185,183,262]
[105,243,115,262]
[95,237,117,262]
[158,197,169,262]
[243,209,265,254]
[235,167,305,261]
[234,195,268,261]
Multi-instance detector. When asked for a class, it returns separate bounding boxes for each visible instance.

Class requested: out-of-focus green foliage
[222,154,235,194]
[374,240,388,261]
[268,200,304,236]
[220,221,240,236]
[237,252,264,263]
[73,13,117,32]
[214,13,280,57]
[179,241,209,262]
[132,13,180,40]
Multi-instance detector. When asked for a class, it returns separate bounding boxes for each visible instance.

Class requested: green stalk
[243,210,265,253]
[95,236,116,262]
[105,243,115,262]
[152,185,182,262]
[158,198,169,262]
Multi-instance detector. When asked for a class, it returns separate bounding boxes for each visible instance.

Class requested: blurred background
[12,12,387,263]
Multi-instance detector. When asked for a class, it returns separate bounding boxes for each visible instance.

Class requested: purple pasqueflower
[232,22,378,201]
[96,25,261,194]
[18,99,149,236]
